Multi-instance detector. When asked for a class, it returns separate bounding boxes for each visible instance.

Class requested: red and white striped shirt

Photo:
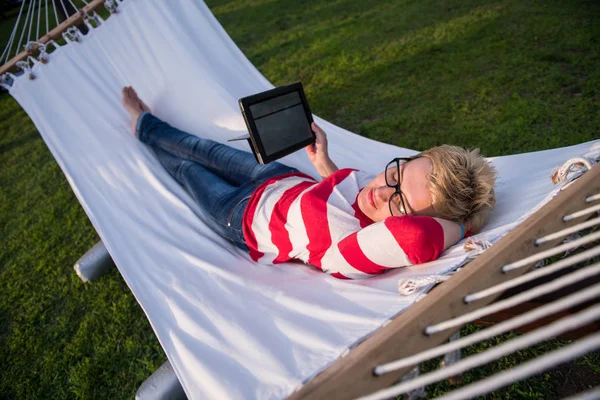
[242,169,444,279]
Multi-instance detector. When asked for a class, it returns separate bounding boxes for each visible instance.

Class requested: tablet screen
[249,91,312,157]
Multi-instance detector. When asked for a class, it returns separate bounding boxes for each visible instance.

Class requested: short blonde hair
[420,145,497,233]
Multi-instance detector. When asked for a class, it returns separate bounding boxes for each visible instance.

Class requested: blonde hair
[420,145,497,233]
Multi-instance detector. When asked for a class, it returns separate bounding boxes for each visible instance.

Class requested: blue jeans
[136,112,299,250]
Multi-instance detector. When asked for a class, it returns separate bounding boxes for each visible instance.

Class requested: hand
[305,122,330,164]
[305,122,339,178]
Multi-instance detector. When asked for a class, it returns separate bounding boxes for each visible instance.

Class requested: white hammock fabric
[6,0,600,398]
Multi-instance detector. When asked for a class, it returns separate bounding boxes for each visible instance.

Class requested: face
[357,157,435,223]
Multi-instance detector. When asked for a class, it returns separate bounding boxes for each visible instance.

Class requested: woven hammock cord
[426,260,600,335]
[464,244,600,304]
[375,282,600,375]
[57,0,69,23]
[363,306,600,400]
[26,0,37,50]
[15,0,35,58]
[52,0,59,28]
[435,331,600,400]
[0,0,27,63]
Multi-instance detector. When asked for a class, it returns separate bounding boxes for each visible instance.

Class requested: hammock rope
[57,0,70,23]
[14,0,35,62]
[434,332,600,400]
[27,0,38,47]
[366,306,600,400]
[66,0,82,13]
[424,261,600,335]
[536,215,600,245]
[45,0,49,38]
[502,230,600,272]
[374,282,600,375]
[0,0,117,81]
[36,0,42,43]
[587,193,600,203]
[464,245,600,303]
[564,203,600,222]
[51,0,60,29]
[0,0,26,63]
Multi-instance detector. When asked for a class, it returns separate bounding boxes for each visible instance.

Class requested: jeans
[136,112,299,250]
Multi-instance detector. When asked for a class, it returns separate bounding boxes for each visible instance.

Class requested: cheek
[363,201,389,223]
[412,188,434,213]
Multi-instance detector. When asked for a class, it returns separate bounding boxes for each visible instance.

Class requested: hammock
[2,0,599,398]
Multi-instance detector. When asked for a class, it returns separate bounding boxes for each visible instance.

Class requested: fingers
[311,122,325,136]
[311,122,328,145]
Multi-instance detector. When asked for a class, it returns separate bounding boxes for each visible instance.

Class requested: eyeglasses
[384,157,414,217]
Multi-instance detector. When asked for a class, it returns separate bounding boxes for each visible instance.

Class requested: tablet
[236,82,315,164]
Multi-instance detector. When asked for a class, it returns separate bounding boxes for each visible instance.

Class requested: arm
[325,216,463,279]
[432,217,464,250]
[305,122,339,179]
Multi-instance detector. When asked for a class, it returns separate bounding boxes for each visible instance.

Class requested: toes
[122,86,135,103]
[121,86,149,113]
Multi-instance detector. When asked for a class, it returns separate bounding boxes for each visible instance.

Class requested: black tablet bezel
[238,82,315,164]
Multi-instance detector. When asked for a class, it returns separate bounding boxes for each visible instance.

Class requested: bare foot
[121,86,151,135]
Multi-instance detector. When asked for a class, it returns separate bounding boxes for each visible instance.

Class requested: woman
[122,86,497,279]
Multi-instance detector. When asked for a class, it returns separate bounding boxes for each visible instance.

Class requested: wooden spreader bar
[0,0,109,76]
[289,164,600,400]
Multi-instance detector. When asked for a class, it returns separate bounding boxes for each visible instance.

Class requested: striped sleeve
[328,215,445,279]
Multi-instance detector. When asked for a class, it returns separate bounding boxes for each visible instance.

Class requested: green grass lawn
[1,0,599,398]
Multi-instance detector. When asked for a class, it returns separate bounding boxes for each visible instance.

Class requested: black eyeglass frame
[384,157,418,217]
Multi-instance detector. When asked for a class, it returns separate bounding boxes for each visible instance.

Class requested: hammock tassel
[84,12,104,30]
[63,27,83,43]
[24,41,54,64]
[0,73,16,90]
[16,59,35,80]
[551,156,597,185]
[40,41,60,62]
[398,275,450,296]
[104,0,119,14]
[463,236,493,256]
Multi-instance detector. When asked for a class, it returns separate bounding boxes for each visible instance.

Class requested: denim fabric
[136,112,299,250]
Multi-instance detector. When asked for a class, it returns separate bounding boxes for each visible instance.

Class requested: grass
[1,0,599,398]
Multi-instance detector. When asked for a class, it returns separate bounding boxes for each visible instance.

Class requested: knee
[171,160,196,181]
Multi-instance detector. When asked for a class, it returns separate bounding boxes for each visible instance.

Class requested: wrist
[315,157,338,178]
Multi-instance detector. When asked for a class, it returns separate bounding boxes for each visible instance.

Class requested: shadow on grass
[0,131,39,155]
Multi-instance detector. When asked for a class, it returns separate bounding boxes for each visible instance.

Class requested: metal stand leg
[74,244,184,398]
[441,330,463,385]
[402,365,425,400]
[136,361,186,400]
[73,241,115,282]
